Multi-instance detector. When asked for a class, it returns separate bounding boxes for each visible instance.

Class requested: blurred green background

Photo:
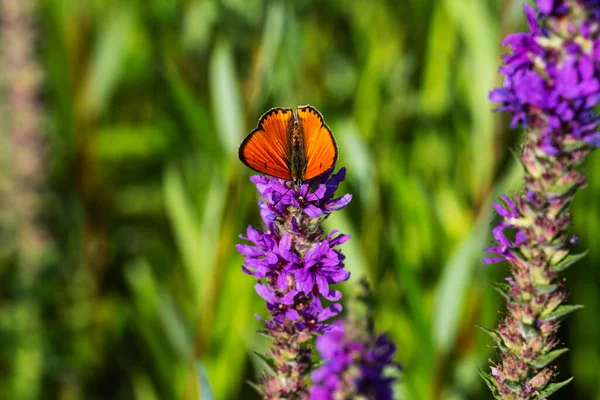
[0,0,599,399]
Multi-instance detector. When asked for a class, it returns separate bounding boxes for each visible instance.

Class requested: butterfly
[238,105,338,186]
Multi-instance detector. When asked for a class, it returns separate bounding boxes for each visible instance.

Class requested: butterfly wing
[297,105,338,180]
[239,107,293,180]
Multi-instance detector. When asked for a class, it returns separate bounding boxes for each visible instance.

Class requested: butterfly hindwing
[297,105,338,180]
[239,107,293,180]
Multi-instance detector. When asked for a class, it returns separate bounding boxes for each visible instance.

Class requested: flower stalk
[1,0,51,280]
[237,169,352,398]
[1,2,50,399]
[483,1,600,398]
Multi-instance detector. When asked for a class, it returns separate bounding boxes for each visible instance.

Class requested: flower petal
[254,284,277,305]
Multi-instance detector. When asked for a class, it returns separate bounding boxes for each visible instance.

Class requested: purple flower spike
[237,168,352,398]
[483,1,598,398]
[310,280,400,399]
[310,323,398,400]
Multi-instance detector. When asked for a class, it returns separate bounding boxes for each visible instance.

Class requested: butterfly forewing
[297,105,338,180]
[239,108,293,180]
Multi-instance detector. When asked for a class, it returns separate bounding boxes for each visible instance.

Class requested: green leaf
[432,160,522,356]
[163,167,203,306]
[535,283,559,295]
[207,258,259,400]
[165,61,218,152]
[246,1,285,108]
[478,369,503,400]
[478,325,507,351]
[257,329,274,340]
[311,359,327,370]
[197,362,215,400]
[131,373,159,400]
[253,351,276,374]
[246,380,263,395]
[444,0,498,197]
[183,0,218,52]
[157,292,194,359]
[518,321,538,339]
[509,147,523,166]
[389,223,436,397]
[421,2,456,116]
[530,348,569,369]
[552,250,589,272]
[92,125,169,161]
[433,210,492,353]
[534,377,573,399]
[113,184,164,216]
[505,379,525,393]
[125,260,180,386]
[209,38,244,156]
[489,280,512,301]
[540,304,584,322]
[80,6,135,117]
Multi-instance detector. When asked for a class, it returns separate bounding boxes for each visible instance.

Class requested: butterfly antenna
[272,187,291,208]
[272,181,300,208]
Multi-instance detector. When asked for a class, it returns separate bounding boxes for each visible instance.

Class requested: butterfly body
[239,105,337,186]
[289,118,308,185]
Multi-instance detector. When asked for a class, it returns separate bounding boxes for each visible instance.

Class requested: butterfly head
[292,177,304,188]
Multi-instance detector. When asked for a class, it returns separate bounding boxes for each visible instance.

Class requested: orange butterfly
[238,105,338,185]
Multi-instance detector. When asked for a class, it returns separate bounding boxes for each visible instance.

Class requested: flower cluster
[310,321,398,400]
[237,168,352,398]
[489,1,600,150]
[483,1,599,398]
[309,279,400,400]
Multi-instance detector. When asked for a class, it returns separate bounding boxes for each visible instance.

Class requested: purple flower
[237,229,299,280]
[491,194,519,219]
[251,168,352,225]
[537,0,600,18]
[490,2,600,155]
[295,297,343,333]
[310,321,399,400]
[255,284,299,323]
[291,237,349,300]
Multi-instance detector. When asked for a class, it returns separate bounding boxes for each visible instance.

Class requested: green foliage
[531,348,570,370]
[552,250,589,272]
[535,377,575,400]
[540,305,585,323]
[478,369,504,400]
[1,0,599,399]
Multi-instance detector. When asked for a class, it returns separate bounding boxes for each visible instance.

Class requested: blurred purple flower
[310,321,399,400]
